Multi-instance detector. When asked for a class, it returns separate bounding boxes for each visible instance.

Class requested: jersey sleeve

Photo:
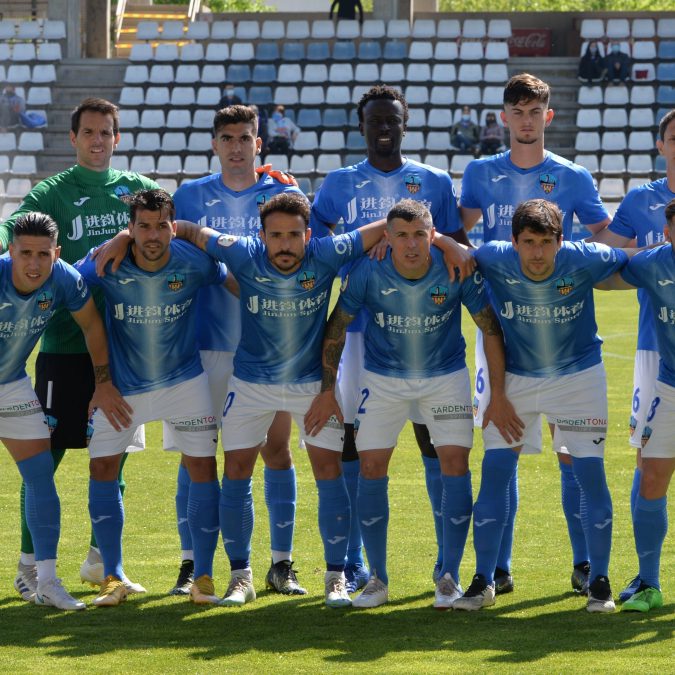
[54,260,91,312]
[309,176,341,237]
[432,171,462,234]
[573,167,610,226]
[608,192,638,240]
[620,250,648,287]
[205,231,252,274]
[460,269,489,315]
[457,160,481,209]
[314,230,364,270]
[583,242,628,282]
[337,258,369,318]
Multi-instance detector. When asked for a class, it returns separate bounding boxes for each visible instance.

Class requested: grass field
[0,289,672,673]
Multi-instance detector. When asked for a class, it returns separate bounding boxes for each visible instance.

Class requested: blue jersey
[309,158,461,238]
[173,172,302,352]
[609,178,675,352]
[78,240,227,395]
[339,248,487,378]
[205,230,363,384]
[460,151,608,243]
[621,245,675,387]
[475,241,627,377]
[0,258,89,384]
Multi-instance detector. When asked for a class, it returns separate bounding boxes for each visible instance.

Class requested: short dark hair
[357,84,409,124]
[665,198,675,225]
[125,189,175,223]
[503,73,551,108]
[658,109,675,141]
[13,212,59,242]
[71,97,120,135]
[512,199,562,240]
[259,192,310,231]
[213,104,258,136]
[387,199,433,230]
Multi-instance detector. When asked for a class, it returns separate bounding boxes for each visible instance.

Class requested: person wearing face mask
[479,112,505,156]
[267,105,301,154]
[604,41,631,84]
[217,85,242,111]
[450,106,480,154]
[577,41,606,84]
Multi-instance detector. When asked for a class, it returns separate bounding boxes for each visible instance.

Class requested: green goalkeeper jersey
[0,164,158,354]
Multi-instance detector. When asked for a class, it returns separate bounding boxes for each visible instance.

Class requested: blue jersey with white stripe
[309,157,461,237]
[173,172,302,352]
[621,244,675,387]
[609,178,675,352]
[0,258,89,384]
[339,247,487,378]
[78,240,227,395]
[205,230,363,384]
[460,151,608,242]
[475,241,627,377]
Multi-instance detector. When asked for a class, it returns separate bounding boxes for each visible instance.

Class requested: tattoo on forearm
[321,307,354,391]
[472,306,503,337]
[94,364,112,384]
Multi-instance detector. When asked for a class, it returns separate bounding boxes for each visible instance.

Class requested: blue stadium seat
[657,86,675,105]
[323,109,348,128]
[255,43,280,62]
[383,41,407,60]
[252,64,276,83]
[347,131,366,151]
[307,43,330,61]
[658,41,675,59]
[296,177,312,194]
[227,64,251,83]
[344,153,363,166]
[282,42,305,62]
[248,86,273,105]
[358,41,382,60]
[656,63,675,82]
[297,109,322,128]
[348,109,359,127]
[333,42,357,61]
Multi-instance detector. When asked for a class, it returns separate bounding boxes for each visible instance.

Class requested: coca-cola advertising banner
[508,28,552,56]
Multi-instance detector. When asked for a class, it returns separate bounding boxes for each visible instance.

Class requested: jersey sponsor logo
[205,199,221,207]
[73,196,90,206]
[380,287,398,295]
[648,203,665,211]
[405,174,421,194]
[657,279,674,286]
[247,295,259,314]
[37,290,53,311]
[657,306,675,324]
[167,273,185,291]
[113,186,131,197]
[68,215,84,241]
[556,276,574,296]
[355,180,371,189]
[217,234,237,248]
[118,278,135,285]
[0,302,13,310]
[346,197,358,225]
[298,270,316,290]
[429,284,448,305]
[539,172,557,194]
[491,175,507,183]
[500,301,514,319]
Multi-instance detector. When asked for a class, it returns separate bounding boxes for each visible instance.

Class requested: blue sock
[17,452,60,561]
[495,466,518,573]
[473,449,519,583]
[559,461,588,566]
[633,494,667,590]
[219,477,254,571]
[175,463,192,554]
[571,456,612,579]
[88,478,124,579]
[317,476,350,570]
[264,466,296,557]
[357,475,389,585]
[630,467,642,516]
[422,455,443,570]
[187,480,220,579]
[342,459,364,566]
[440,472,472,583]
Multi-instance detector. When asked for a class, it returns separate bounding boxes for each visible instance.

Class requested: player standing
[0,98,157,601]
[459,74,611,593]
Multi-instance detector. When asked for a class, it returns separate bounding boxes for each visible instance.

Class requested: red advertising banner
[508,28,552,56]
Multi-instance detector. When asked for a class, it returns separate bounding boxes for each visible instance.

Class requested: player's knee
[259,440,292,470]
[89,455,122,481]
[223,451,256,480]
[639,465,670,500]
[183,455,217,482]
[437,446,470,475]
[357,453,388,479]
[557,452,573,466]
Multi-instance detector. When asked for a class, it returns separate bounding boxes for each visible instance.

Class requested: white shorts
[89,373,218,459]
[639,380,675,459]
[0,378,50,440]
[482,363,608,458]
[628,349,659,450]
[355,369,473,451]
[336,331,365,424]
[163,350,234,452]
[222,376,344,452]
[473,329,546,455]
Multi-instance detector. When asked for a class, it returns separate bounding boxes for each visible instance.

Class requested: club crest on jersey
[37,290,53,311]
[556,276,574,296]
[472,396,480,418]
[114,186,131,197]
[256,194,267,209]
[217,234,237,248]
[629,415,637,436]
[429,284,448,305]
[167,273,185,291]
[539,173,556,194]
[405,174,421,194]
[298,270,316,290]
[641,425,653,448]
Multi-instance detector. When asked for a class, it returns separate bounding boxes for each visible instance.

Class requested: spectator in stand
[267,105,300,154]
[329,0,364,22]
[217,85,242,111]
[479,113,505,156]
[0,85,26,131]
[451,106,480,154]
[578,41,606,84]
[604,42,631,84]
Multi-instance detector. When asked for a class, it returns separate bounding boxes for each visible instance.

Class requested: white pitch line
[603,351,633,361]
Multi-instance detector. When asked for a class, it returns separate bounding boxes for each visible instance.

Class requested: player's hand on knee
[89,382,133,432]
[304,391,343,437]
[482,392,524,445]
[92,229,132,276]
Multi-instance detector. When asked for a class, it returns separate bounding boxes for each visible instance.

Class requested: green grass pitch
[0,289,672,673]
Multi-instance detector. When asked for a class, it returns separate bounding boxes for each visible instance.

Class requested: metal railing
[114,0,128,43]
